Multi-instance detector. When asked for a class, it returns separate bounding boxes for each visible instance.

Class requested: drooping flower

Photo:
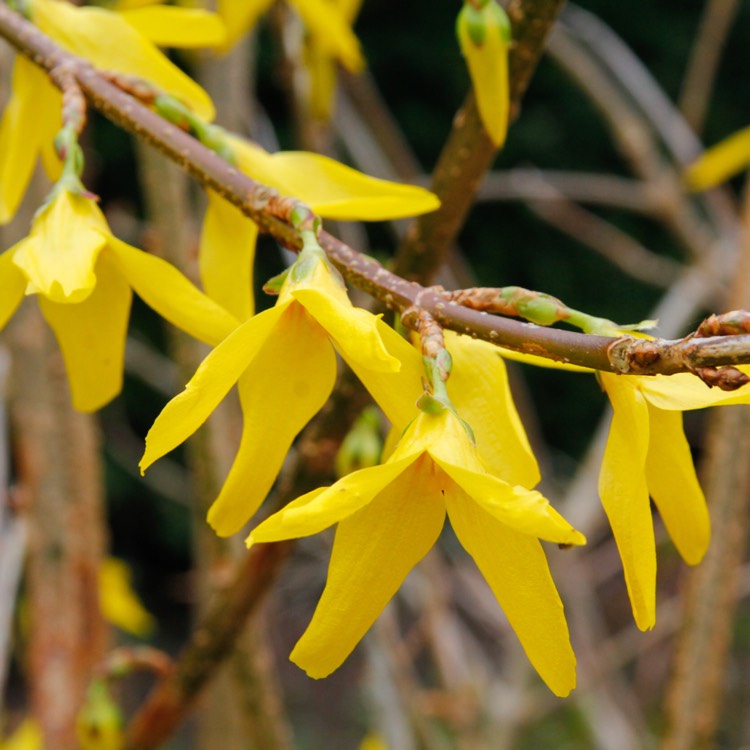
[141,243,400,536]
[499,344,750,629]
[685,125,750,191]
[456,0,511,147]
[248,405,585,695]
[199,137,440,317]
[0,187,238,412]
[597,368,750,630]
[0,0,217,223]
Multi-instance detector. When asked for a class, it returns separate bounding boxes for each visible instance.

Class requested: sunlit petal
[199,190,257,320]
[12,192,108,303]
[108,237,239,346]
[439,461,585,545]
[231,138,440,220]
[207,310,337,536]
[119,6,226,48]
[446,491,576,697]
[292,288,398,373]
[599,373,656,630]
[247,456,417,544]
[289,471,445,677]
[645,405,710,565]
[447,332,539,487]
[0,250,28,330]
[38,253,131,412]
[31,0,214,120]
[140,303,289,473]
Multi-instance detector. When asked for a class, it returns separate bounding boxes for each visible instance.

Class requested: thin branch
[2,4,750,378]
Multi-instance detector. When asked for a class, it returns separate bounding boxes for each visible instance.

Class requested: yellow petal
[440,462,585,546]
[447,332,539,487]
[344,319,423,430]
[640,371,750,410]
[0,59,53,224]
[248,455,418,545]
[446,491,576,697]
[108,237,239,346]
[305,40,338,121]
[207,311,337,536]
[99,557,155,636]
[12,191,108,304]
[644,405,710,565]
[119,7,226,48]
[141,302,289,473]
[216,0,274,51]
[457,2,510,146]
[38,253,131,412]
[31,0,215,120]
[289,470,445,678]
[288,0,364,72]
[0,250,28,330]
[599,373,656,630]
[685,125,750,191]
[292,288,399,373]
[231,138,440,220]
[199,190,257,320]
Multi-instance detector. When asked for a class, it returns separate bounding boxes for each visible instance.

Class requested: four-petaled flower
[248,405,585,696]
[141,246,400,537]
[0,188,238,411]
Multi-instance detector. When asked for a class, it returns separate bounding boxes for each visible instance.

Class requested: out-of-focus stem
[8,304,107,749]
[661,179,750,750]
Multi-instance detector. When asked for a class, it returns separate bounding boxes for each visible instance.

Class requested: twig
[678,0,741,136]
[2,5,750,375]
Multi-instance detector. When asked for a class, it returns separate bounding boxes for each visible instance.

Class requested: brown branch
[2,2,750,380]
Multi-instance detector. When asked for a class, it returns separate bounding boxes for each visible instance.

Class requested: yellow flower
[141,246,400,536]
[99,558,156,637]
[685,125,750,191]
[248,406,584,695]
[199,138,439,317]
[217,0,363,71]
[0,0,216,224]
[598,368,750,630]
[0,188,238,411]
[456,0,511,147]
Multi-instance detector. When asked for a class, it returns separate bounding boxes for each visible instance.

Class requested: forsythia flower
[141,245,400,536]
[0,720,42,750]
[200,137,440,318]
[0,188,238,411]
[598,368,750,630]
[0,0,216,223]
[218,0,363,71]
[685,125,750,191]
[248,406,585,695]
[456,0,511,147]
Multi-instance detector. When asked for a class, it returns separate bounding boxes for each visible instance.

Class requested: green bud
[517,296,563,327]
[457,0,511,48]
[335,406,383,478]
[76,680,124,750]
[153,95,193,130]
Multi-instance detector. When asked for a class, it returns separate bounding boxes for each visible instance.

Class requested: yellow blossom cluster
[1,0,749,702]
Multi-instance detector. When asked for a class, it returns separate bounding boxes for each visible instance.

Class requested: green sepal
[262,268,289,295]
